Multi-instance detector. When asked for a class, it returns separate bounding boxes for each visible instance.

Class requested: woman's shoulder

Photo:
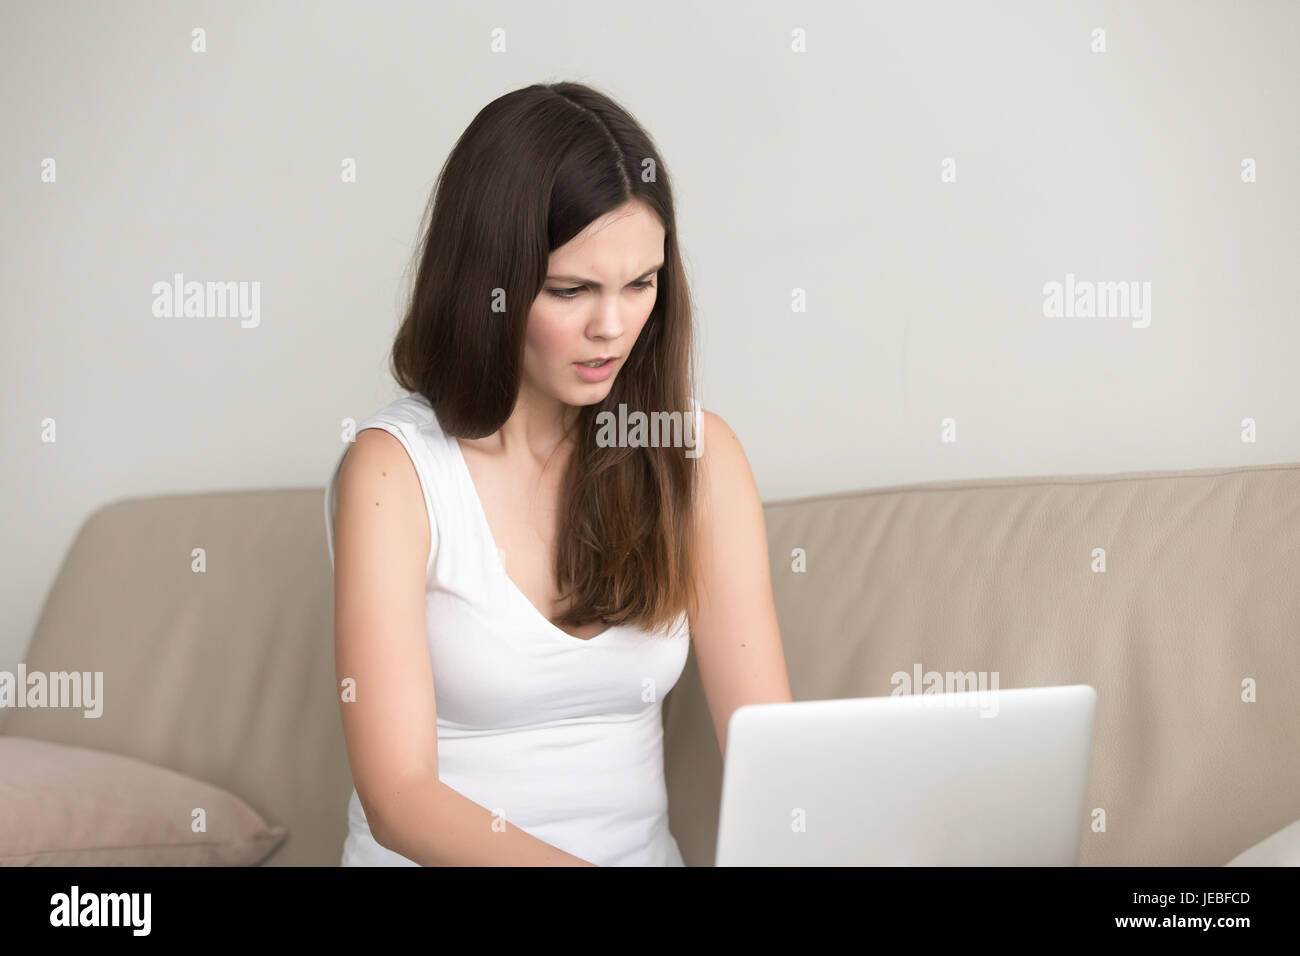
[324,394,441,574]
[357,391,440,434]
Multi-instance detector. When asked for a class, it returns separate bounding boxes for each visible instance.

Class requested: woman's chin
[560,380,616,405]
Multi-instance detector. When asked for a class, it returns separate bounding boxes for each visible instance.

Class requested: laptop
[714,684,1097,866]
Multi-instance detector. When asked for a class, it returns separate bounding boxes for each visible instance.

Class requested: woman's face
[522,199,665,411]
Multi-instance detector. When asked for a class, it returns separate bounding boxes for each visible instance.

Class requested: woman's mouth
[573,356,617,383]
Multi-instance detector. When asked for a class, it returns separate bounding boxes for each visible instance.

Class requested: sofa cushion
[0,736,287,865]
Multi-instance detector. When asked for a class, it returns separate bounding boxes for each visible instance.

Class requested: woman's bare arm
[373,774,595,866]
[333,428,595,866]
[687,411,794,759]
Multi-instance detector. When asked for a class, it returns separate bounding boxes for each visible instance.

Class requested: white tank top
[323,392,690,866]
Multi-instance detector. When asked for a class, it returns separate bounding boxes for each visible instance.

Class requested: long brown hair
[390,81,698,637]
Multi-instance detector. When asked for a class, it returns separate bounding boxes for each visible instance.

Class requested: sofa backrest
[664,460,1300,865]
[8,461,1298,866]
[2,488,347,866]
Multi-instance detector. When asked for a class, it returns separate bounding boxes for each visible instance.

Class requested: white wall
[3,0,1296,670]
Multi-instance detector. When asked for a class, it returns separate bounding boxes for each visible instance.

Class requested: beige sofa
[3,461,1298,865]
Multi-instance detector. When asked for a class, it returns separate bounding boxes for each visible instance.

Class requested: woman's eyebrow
[546,262,664,286]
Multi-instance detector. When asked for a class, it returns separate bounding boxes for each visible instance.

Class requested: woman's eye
[546,279,656,300]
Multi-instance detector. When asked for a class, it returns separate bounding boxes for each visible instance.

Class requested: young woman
[324,81,791,867]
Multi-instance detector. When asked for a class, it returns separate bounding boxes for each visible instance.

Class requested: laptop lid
[714,684,1097,865]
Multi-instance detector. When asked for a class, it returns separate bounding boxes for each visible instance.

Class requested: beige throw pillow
[0,736,287,865]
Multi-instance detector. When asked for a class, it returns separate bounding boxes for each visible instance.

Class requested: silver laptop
[714,684,1097,866]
